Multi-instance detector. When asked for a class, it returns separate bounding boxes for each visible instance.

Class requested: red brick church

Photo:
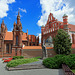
[0,11,39,57]
[41,12,75,48]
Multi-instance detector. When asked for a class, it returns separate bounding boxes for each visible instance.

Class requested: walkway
[0,59,64,75]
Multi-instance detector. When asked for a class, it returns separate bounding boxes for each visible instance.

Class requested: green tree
[53,29,72,55]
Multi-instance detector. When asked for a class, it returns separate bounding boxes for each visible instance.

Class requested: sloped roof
[23,46,53,49]
[4,32,36,42]
[57,21,75,32]
[22,33,27,41]
[23,46,42,49]
[68,24,75,32]
[4,32,28,41]
[4,32,13,40]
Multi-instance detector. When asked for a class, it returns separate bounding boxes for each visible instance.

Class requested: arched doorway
[45,36,53,47]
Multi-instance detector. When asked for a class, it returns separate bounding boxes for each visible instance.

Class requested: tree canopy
[53,29,72,55]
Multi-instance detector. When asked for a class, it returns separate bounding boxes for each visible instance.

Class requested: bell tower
[63,14,69,32]
[12,11,23,57]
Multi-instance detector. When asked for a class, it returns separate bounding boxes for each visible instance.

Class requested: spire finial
[18,10,20,16]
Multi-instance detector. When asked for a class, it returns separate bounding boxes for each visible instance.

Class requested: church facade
[0,12,39,57]
[41,13,75,47]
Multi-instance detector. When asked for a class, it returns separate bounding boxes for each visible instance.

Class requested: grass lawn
[6,58,39,67]
[71,70,75,73]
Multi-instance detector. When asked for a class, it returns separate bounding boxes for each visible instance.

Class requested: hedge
[13,56,24,60]
[6,58,39,67]
[43,54,75,69]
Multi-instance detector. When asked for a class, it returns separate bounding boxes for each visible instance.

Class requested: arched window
[16,36,18,45]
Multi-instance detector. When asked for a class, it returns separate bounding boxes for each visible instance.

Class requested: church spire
[18,10,20,16]
[1,19,5,28]
[1,19,5,25]
[17,10,20,24]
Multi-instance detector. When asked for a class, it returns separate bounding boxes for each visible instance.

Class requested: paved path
[0,59,64,75]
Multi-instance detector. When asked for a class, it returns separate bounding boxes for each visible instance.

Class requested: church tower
[63,14,69,32]
[0,20,7,57]
[12,11,23,56]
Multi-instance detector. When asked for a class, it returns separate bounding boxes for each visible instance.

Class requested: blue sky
[0,0,75,43]
[0,0,41,36]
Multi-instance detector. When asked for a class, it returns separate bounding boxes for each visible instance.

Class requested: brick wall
[22,49,42,58]
[0,48,75,58]
[71,49,75,54]
[22,49,57,58]
[22,48,75,58]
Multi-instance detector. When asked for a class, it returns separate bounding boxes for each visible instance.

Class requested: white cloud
[37,33,41,43]
[19,8,27,13]
[37,0,75,26]
[0,0,15,18]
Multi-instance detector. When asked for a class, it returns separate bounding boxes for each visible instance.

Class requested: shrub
[63,54,75,69]
[43,57,58,69]
[6,58,39,67]
[13,56,24,60]
[43,54,75,69]
[34,56,41,59]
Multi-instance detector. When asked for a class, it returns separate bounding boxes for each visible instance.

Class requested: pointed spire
[27,29,28,35]
[2,19,5,25]
[18,10,20,16]
[17,10,20,24]
[14,21,16,25]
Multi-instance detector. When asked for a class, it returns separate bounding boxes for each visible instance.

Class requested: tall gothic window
[6,44,9,53]
[16,36,18,45]
[11,44,13,53]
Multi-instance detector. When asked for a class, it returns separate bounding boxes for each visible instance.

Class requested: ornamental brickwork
[0,11,39,57]
[41,13,75,47]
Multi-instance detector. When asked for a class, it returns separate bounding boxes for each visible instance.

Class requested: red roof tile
[23,46,42,49]
[23,46,53,49]
[68,24,75,32]
[4,32,28,41]
[22,33,27,41]
[4,32,13,40]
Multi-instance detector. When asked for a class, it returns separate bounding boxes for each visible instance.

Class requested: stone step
[6,64,46,71]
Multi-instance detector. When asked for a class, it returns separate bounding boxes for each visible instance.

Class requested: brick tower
[12,11,23,57]
[0,20,7,57]
[63,14,69,32]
